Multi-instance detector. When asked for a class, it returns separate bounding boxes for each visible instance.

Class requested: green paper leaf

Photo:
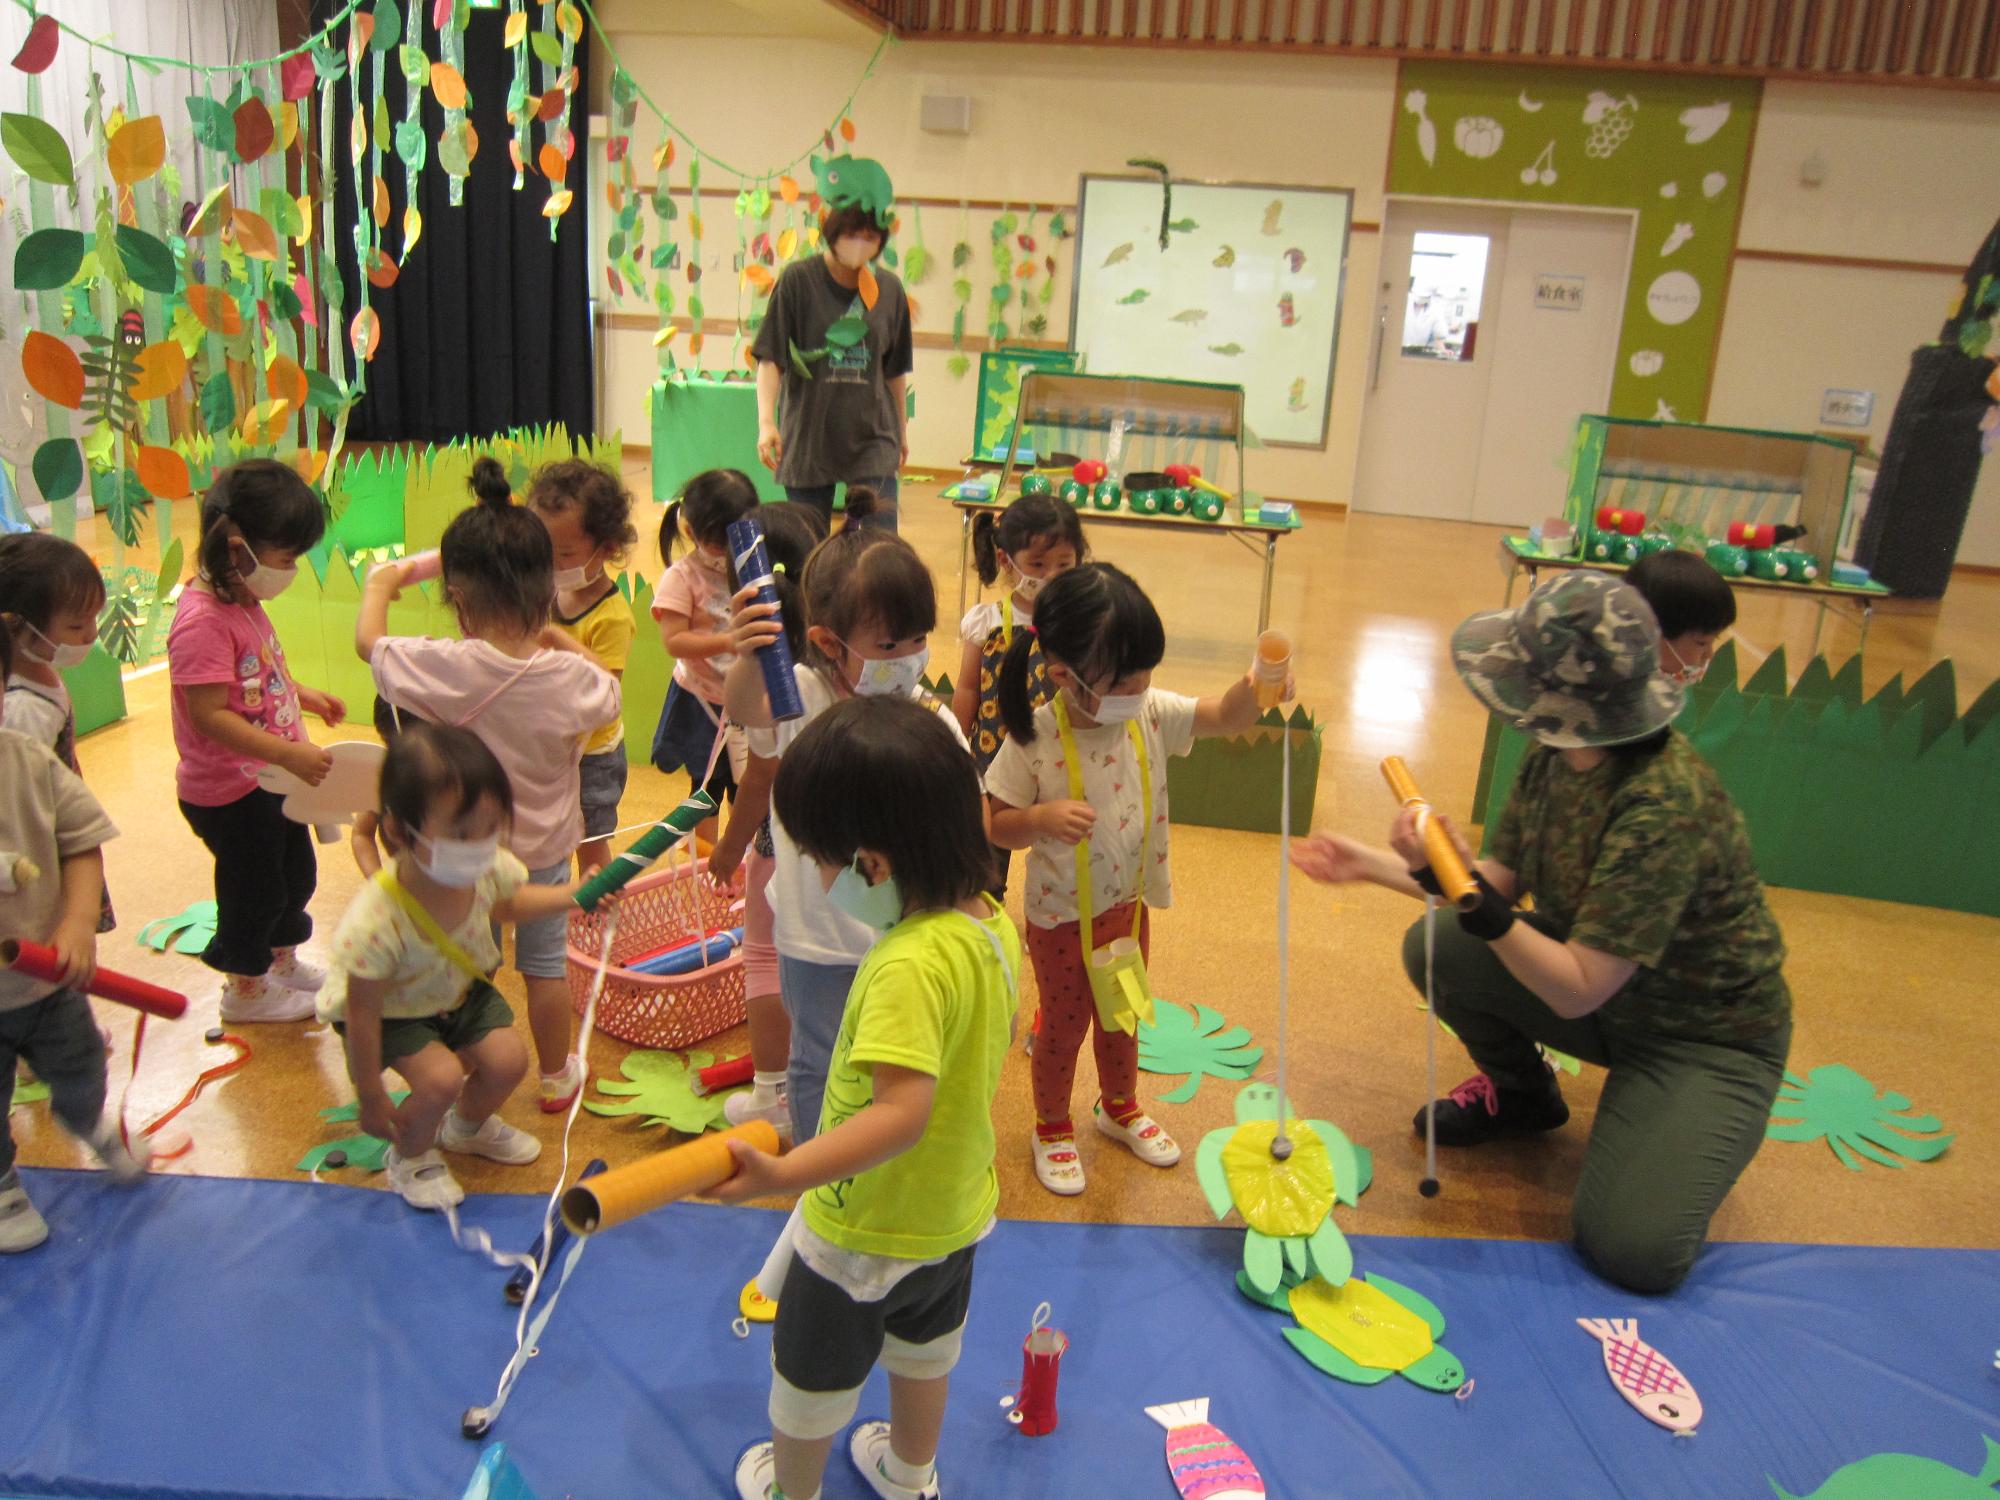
[156,540,185,600]
[304,369,350,414]
[688,294,704,320]
[438,122,471,177]
[2,112,74,187]
[258,188,304,243]
[319,1089,410,1123]
[369,0,402,51]
[268,280,303,321]
[903,245,931,284]
[14,227,86,290]
[297,1134,392,1173]
[952,242,972,268]
[879,246,898,270]
[372,95,391,150]
[824,314,866,348]
[199,370,236,432]
[946,353,970,378]
[1136,1000,1263,1102]
[399,43,429,84]
[10,1077,50,1108]
[32,437,83,503]
[81,421,117,473]
[394,117,427,171]
[184,96,233,155]
[529,30,564,67]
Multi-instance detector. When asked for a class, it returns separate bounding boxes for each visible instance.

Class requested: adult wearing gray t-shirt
[752,199,913,532]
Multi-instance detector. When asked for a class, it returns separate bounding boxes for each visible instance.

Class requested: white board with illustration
[1069,176,1354,449]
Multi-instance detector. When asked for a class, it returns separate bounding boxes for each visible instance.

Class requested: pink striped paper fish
[1144,1398,1265,1500]
[1577,1318,1702,1434]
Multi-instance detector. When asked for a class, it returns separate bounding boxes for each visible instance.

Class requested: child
[319,723,573,1211]
[951,494,1085,895]
[169,460,344,1024]
[724,488,972,1144]
[358,458,620,1113]
[985,563,1280,1196]
[1626,548,1735,686]
[526,460,640,873]
[0,532,114,930]
[719,696,1018,1500]
[0,629,147,1253]
[651,468,760,842]
[704,502,829,1138]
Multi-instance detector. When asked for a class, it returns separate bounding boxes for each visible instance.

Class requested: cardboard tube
[0,939,189,1019]
[1254,630,1292,710]
[1379,758,1479,912]
[1188,474,1237,505]
[561,1120,781,1234]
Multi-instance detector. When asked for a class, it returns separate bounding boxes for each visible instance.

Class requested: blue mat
[2,1168,1994,1499]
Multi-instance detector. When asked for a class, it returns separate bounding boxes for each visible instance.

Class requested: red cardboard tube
[0,939,189,1019]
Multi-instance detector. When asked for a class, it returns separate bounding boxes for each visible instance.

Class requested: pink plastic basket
[565,858,745,1049]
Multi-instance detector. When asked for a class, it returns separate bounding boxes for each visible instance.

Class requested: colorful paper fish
[1284,248,1306,272]
[1277,293,1297,327]
[1578,1318,1701,1434]
[1145,1398,1265,1500]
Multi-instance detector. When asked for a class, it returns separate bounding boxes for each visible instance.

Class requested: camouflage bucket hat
[1450,571,1685,749]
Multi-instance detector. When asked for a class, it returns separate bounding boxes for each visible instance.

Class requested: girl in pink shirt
[358,458,620,1112]
[168,461,344,1024]
[649,468,758,843]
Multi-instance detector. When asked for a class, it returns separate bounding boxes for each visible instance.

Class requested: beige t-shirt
[318,851,531,1022]
[983,689,1198,930]
[0,729,117,1011]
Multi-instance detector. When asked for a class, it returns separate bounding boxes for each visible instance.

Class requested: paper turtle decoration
[1195,1082,1371,1294]
[1238,1269,1467,1393]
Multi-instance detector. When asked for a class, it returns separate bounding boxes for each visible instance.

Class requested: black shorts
[772,1243,977,1394]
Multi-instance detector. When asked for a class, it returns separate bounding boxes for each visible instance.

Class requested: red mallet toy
[1004,1302,1068,1436]
[1071,459,1107,486]
[1726,522,1809,550]
[1595,506,1647,536]
[0,939,188,1019]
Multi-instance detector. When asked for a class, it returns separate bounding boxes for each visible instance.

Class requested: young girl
[358,458,620,1112]
[704,501,829,1139]
[719,696,1018,1500]
[0,532,114,930]
[951,494,1085,895]
[985,563,1279,1196]
[169,460,343,1024]
[320,723,576,1211]
[527,460,640,874]
[722,486,971,1145]
[651,468,760,841]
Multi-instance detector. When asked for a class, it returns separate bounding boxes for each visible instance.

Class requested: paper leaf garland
[281,52,316,101]
[32,437,82,502]
[1767,1064,1955,1171]
[128,341,187,403]
[108,116,167,185]
[229,209,280,261]
[188,183,233,237]
[1137,1001,1264,1103]
[430,61,469,109]
[233,99,274,163]
[2,112,73,187]
[198,371,236,432]
[266,355,309,412]
[556,1,584,40]
[351,306,382,360]
[113,226,177,296]
[14,228,85,291]
[22,331,84,408]
[134,446,192,501]
[585,1049,736,1133]
[11,14,58,74]
[185,285,243,336]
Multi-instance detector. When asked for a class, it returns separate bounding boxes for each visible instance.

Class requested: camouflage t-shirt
[1489,731,1790,1042]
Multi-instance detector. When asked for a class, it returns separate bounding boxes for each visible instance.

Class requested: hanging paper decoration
[988,209,1017,343]
[3,112,75,188]
[11,14,60,75]
[107,116,166,185]
[947,219,972,378]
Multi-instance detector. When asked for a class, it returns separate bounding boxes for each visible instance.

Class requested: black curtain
[313,3,591,442]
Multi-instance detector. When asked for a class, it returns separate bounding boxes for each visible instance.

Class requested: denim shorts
[578,748,628,840]
[512,859,574,979]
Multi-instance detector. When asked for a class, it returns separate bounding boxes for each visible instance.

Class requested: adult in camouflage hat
[1293,568,1792,1293]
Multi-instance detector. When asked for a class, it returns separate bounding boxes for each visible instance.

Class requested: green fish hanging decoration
[1208,342,1243,356]
[1117,288,1150,305]
[1102,241,1134,268]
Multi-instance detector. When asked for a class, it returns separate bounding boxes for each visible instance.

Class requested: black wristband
[1410,865,1445,896]
[1457,870,1518,942]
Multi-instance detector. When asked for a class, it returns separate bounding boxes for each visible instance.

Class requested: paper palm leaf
[297,1091,412,1174]
[136,901,218,955]
[1137,1000,1263,1103]
[586,1049,733,1134]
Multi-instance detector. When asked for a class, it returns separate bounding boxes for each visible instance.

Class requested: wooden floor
[14,467,1999,1253]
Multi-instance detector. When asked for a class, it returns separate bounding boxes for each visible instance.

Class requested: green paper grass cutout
[1136,1000,1263,1103]
[11,1077,51,1109]
[1769,1434,2000,1499]
[1239,1268,1467,1393]
[136,901,218,956]
[586,1049,738,1134]
[298,1091,411,1175]
[1767,1064,1954,1171]
[1195,1082,1372,1295]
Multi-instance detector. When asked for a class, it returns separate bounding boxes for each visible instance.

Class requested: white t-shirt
[958,596,1031,647]
[3,677,69,752]
[319,851,530,1022]
[983,688,1198,930]
[757,664,973,967]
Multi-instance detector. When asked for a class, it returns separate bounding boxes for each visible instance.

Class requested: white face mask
[694,548,729,575]
[834,236,876,271]
[415,831,501,889]
[234,543,297,601]
[1662,640,1708,687]
[1004,560,1048,602]
[25,621,91,668]
[1069,676,1144,724]
[553,562,600,592]
[826,858,904,933]
[847,643,929,698]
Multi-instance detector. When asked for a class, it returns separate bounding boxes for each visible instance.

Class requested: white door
[1352,204,1509,521]
[1470,209,1632,528]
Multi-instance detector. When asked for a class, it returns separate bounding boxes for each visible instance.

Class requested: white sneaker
[0,1171,48,1253]
[723,1086,793,1139]
[437,1108,542,1165]
[849,1420,943,1500]
[267,949,326,992]
[733,1442,777,1500]
[384,1147,465,1210]
[1031,1131,1086,1196]
[539,1053,585,1114]
[218,976,315,1024]
[1093,1103,1182,1167]
[90,1125,152,1185]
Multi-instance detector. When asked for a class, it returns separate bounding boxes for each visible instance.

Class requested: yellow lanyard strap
[1051,693,1150,956]
[376,867,490,985]
[1000,594,1014,649]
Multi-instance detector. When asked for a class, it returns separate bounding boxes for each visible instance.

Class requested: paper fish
[1102,241,1134,268]
[1261,200,1283,236]
[1577,1318,1701,1434]
[1117,289,1150,305]
[1283,248,1305,272]
[1145,1398,1265,1500]
[1286,377,1306,411]
[1208,343,1243,357]
[1277,293,1297,327]
[1212,245,1235,268]
[1170,309,1209,325]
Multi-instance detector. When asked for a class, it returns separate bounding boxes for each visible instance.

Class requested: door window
[1400,232,1490,362]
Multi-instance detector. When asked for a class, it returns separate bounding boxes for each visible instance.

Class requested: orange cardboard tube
[560,1120,781,1235]
[1379,758,1479,912]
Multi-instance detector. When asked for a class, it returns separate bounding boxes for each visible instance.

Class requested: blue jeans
[777,953,860,1143]
[785,474,899,532]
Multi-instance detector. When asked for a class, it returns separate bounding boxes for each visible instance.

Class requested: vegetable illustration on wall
[1390,63,1759,425]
